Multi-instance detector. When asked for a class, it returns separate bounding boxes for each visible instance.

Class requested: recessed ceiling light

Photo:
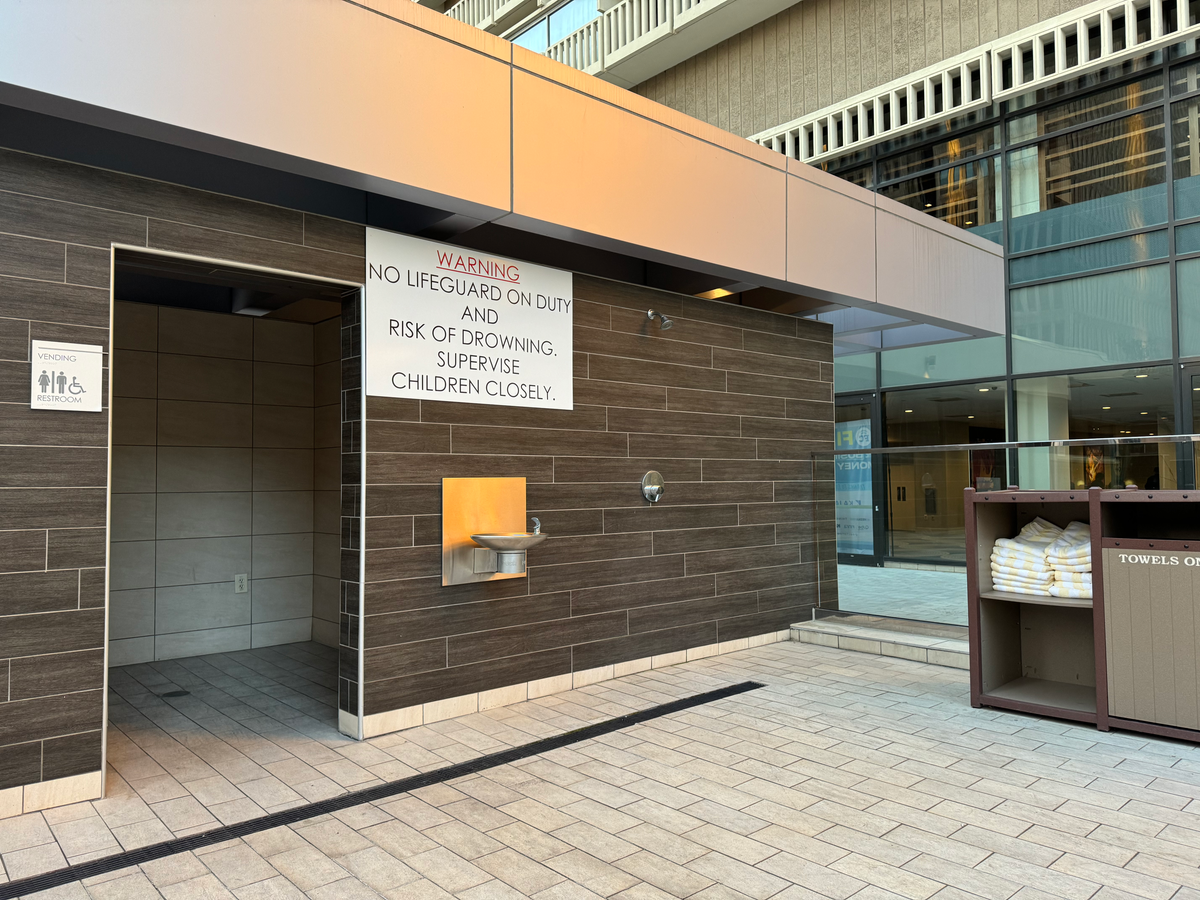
[905,409,913,413]
[1135,373,1148,378]
[965,220,974,225]
[1141,411,1149,415]
[978,387,990,392]
[1102,406,1111,409]
[968,415,975,419]
[925,203,932,208]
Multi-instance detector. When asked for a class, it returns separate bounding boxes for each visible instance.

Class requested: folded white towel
[1054,570,1092,585]
[992,546,1050,566]
[1048,582,1092,600]
[1046,556,1094,571]
[988,561,1056,580]
[992,581,1053,597]
[993,580,1051,595]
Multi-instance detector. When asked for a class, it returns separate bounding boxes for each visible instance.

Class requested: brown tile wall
[0,147,365,789]
[0,142,835,766]
[361,275,836,716]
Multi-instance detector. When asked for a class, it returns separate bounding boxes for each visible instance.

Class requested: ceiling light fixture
[1135,374,1148,378]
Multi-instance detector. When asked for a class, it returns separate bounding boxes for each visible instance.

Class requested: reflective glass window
[1170,95,1200,218]
[1010,264,1171,372]
[1008,110,1167,252]
[1006,74,1164,141]
[1007,53,1164,114]
[882,382,1007,564]
[1009,230,1168,283]
[1177,220,1200,254]
[880,337,1006,387]
[877,127,999,181]
[548,0,597,44]
[1171,59,1200,94]
[884,381,1007,446]
[834,353,877,392]
[829,164,874,189]
[513,21,548,53]
[878,157,1002,242]
[1014,367,1175,489]
[1173,256,1200,356]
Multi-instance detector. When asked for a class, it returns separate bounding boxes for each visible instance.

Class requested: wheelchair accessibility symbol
[37,371,86,396]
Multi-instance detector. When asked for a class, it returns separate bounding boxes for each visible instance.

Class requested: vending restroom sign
[364,229,573,410]
[30,340,103,412]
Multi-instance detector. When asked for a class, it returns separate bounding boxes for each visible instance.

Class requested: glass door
[1180,364,1200,489]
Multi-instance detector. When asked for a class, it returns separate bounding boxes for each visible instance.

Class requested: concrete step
[791,617,969,669]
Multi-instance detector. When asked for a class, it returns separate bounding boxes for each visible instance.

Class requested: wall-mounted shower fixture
[642,471,665,503]
[647,309,674,330]
[442,478,547,585]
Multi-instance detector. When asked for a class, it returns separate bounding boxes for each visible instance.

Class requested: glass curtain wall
[825,43,1200,572]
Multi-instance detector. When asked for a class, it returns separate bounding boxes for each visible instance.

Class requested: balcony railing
[751,0,1200,164]
[546,16,606,70]
[448,0,793,86]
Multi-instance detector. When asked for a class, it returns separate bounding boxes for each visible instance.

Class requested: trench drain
[0,680,765,899]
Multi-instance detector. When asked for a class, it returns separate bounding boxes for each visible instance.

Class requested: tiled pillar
[338,293,364,736]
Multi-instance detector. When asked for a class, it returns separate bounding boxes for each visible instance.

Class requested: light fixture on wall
[647,310,674,330]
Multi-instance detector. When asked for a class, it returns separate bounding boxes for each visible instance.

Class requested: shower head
[647,309,674,330]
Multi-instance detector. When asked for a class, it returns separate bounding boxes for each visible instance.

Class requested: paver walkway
[6,640,1200,899]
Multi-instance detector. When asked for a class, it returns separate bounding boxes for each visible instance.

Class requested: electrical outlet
[235,574,248,593]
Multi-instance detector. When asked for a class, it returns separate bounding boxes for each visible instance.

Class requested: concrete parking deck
[5,640,1200,899]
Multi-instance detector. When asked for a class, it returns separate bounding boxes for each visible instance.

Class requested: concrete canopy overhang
[0,0,1003,338]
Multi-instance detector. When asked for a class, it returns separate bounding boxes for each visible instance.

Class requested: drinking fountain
[471,517,547,574]
[441,477,549,585]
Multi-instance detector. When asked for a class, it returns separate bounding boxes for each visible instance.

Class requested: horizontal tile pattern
[110,304,324,666]
[361,273,834,716]
[0,145,366,791]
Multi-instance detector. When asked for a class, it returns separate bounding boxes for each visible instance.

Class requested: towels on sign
[988,518,1092,599]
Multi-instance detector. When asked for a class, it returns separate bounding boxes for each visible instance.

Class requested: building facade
[0,0,1002,815]
[444,0,1200,567]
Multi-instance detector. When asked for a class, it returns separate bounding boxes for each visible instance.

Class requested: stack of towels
[989,518,1092,599]
[1046,521,1091,599]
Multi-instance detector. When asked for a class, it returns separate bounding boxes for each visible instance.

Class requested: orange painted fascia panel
[514,48,786,171]
[512,69,787,281]
[352,0,514,62]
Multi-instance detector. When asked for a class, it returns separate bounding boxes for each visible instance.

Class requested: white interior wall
[109,301,338,665]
